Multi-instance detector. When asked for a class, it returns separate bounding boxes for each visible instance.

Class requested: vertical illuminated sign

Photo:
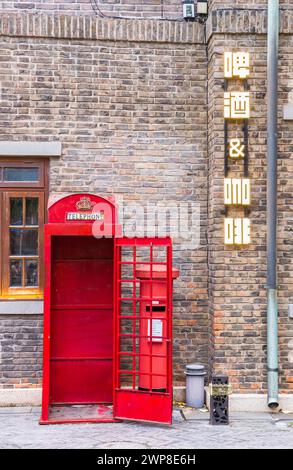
[223,52,251,246]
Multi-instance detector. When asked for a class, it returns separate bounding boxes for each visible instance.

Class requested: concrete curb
[1,387,292,412]
[205,387,293,412]
[0,388,42,407]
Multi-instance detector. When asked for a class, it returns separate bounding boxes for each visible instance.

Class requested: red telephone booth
[40,194,178,425]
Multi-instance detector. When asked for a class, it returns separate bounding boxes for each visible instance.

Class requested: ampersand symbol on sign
[229,139,245,159]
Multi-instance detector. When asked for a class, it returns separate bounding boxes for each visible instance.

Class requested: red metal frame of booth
[113,237,173,425]
[40,194,174,425]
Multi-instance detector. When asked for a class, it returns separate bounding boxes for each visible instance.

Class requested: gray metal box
[283,103,293,120]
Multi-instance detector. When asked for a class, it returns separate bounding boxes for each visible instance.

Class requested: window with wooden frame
[0,159,48,299]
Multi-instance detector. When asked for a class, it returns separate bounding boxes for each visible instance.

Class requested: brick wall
[0,14,208,389]
[0,316,43,389]
[207,9,293,393]
[278,34,293,392]
[207,33,268,393]
[209,0,293,8]
[1,0,184,19]
[0,5,292,398]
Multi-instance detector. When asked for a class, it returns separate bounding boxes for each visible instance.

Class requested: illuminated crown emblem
[75,197,94,211]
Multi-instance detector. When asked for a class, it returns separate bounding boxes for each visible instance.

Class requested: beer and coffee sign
[223,51,251,246]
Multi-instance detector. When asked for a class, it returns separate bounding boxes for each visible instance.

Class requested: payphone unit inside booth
[40,193,178,425]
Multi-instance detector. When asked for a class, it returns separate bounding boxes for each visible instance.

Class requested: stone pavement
[0,407,292,449]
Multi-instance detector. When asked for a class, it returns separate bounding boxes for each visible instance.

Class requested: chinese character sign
[224,218,250,245]
[223,51,251,246]
[224,92,250,119]
[224,52,250,79]
[224,178,250,206]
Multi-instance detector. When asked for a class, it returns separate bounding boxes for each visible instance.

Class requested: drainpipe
[266,0,279,408]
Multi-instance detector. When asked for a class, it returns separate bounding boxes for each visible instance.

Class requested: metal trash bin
[185,364,206,408]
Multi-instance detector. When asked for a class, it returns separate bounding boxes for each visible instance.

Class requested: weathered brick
[0,12,208,390]
[0,3,292,398]
[2,0,184,19]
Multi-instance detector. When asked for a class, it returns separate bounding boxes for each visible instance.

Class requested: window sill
[0,299,44,315]
[0,141,61,157]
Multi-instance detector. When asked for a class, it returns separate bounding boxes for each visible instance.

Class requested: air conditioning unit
[182,0,195,20]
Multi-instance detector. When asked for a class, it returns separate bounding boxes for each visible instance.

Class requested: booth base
[39,404,120,425]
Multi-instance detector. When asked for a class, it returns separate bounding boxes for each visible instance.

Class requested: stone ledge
[0,13,205,44]
[205,387,293,412]
[0,141,61,157]
[0,387,185,407]
[0,300,43,315]
[0,388,42,407]
[2,387,293,412]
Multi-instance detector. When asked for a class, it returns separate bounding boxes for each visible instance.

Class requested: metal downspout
[266,0,279,408]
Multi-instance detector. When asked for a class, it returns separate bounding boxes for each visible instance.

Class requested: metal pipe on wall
[266,0,279,408]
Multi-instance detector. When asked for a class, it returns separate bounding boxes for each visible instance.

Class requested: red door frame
[40,224,118,424]
[113,237,173,425]
[40,224,52,423]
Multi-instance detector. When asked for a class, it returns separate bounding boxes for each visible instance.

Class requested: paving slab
[0,407,292,449]
[0,406,36,414]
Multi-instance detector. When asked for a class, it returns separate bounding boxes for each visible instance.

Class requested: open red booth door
[40,194,176,425]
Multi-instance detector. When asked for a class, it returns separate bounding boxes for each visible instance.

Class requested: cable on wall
[91,0,105,18]
[90,0,187,22]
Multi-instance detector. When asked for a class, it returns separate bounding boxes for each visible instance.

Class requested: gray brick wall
[207,8,293,393]
[0,316,43,389]
[0,5,292,396]
[0,15,208,389]
[0,0,184,19]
